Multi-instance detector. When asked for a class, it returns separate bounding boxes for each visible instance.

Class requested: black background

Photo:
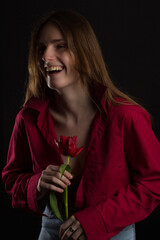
[1,0,160,239]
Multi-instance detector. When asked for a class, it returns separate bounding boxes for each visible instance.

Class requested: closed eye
[57,44,67,49]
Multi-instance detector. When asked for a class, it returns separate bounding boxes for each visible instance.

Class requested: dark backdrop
[1,0,160,239]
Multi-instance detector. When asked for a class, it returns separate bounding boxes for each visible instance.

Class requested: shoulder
[15,97,49,124]
[108,99,151,127]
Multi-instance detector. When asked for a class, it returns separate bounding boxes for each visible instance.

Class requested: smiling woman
[38,22,80,91]
[2,9,160,240]
[26,10,140,108]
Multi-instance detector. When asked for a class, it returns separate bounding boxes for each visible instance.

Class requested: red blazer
[2,87,160,240]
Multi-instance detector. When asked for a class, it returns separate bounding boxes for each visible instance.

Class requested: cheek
[69,67,80,81]
[65,57,79,76]
[62,52,80,79]
[63,51,76,69]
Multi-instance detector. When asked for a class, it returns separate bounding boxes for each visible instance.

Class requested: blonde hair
[25,10,145,112]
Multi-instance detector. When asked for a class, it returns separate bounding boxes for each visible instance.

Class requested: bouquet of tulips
[49,136,84,221]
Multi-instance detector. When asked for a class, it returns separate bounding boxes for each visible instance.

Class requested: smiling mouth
[46,66,65,74]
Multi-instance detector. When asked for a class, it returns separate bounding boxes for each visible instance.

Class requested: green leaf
[49,191,63,222]
[60,164,71,177]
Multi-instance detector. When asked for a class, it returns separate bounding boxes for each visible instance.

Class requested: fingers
[37,165,73,195]
[40,174,70,192]
[42,171,71,185]
[46,165,60,171]
[38,176,65,193]
[46,165,73,180]
[59,215,86,240]
[59,215,75,236]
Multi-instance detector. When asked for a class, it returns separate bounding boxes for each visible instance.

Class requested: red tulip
[50,136,84,221]
[56,136,84,157]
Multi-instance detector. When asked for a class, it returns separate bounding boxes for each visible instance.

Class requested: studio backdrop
[1,1,160,239]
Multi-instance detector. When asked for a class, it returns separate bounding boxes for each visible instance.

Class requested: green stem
[65,155,70,220]
[65,185,68,219]
[67,155,70,165]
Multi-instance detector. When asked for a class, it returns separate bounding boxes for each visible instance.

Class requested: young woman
[2,10,160,240]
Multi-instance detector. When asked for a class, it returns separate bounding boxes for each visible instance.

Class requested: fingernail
[69,174,73,179]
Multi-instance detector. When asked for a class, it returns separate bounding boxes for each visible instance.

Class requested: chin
[46,77,64,89]
[46,77,79,92]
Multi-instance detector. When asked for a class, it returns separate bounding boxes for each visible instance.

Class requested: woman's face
[38,22,80,91]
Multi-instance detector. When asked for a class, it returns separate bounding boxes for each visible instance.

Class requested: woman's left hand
[59,215,87,240]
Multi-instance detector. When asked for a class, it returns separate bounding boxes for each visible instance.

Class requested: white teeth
[46,66,63,72]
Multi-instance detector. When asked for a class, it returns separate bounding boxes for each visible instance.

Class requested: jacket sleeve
[2,113,41,214]
[74,107,160,240]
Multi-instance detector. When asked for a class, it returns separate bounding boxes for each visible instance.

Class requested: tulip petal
[73,147,84,157]
[56,136,84,157]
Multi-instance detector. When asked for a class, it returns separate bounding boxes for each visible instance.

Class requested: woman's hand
[59,215,87,240]
[37,165,73,198]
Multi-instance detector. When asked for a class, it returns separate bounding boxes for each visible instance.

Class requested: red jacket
[2,86,160,240]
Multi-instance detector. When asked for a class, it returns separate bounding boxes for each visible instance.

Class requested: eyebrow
[39,39,65,45]
[51,39,65,43]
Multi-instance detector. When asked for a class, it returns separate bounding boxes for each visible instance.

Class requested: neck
[49,81,96,124]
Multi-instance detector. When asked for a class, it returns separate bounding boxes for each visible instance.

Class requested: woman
[2,10,160,240]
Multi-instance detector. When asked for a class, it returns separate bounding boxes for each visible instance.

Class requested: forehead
[38,22,64,43]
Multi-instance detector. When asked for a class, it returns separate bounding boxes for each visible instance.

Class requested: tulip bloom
[56,136,84,157]
[50,136,84,221]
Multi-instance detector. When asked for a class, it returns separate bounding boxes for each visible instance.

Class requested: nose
[42,44,57,62]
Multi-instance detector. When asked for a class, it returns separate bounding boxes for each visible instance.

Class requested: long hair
[25,10,144,112]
